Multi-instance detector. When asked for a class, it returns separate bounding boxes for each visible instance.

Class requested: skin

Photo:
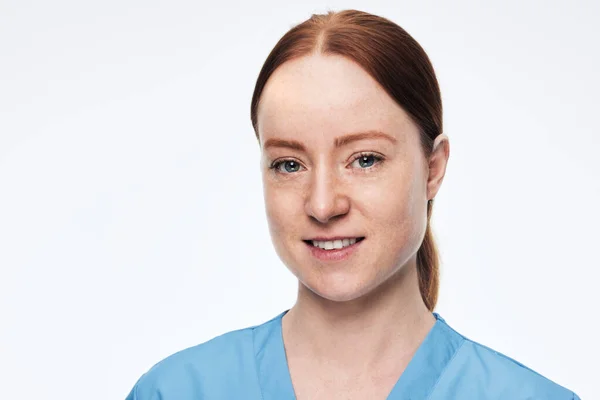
[256,53,450,399]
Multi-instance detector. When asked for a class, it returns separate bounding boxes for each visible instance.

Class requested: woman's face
[257,54,444,302]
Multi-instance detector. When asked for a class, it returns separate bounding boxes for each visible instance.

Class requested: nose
[304,165,350,224]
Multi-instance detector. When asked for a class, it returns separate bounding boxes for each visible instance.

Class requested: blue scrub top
[126,310,579,399]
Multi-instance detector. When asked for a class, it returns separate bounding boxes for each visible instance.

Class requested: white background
[1,1,597,399]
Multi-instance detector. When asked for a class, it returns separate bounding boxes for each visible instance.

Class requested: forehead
[257,54,415,143]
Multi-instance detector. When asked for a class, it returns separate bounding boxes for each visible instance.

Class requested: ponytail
[416,199,439,311]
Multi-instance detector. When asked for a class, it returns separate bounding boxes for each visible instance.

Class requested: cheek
[263,181,304,237]
[262,182,307,270]
[355,168,426,241]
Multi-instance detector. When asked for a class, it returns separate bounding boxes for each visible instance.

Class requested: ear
[426,133,450,201]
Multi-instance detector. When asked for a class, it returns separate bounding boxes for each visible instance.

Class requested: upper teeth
[312,238,358,250]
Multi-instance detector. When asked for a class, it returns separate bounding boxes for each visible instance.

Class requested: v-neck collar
[254,310,296,399]
[385,313,464,399]
[253,310,464,400]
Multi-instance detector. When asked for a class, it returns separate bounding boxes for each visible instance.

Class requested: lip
[304,237,365,262]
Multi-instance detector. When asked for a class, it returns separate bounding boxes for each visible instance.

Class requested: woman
[126,9,579,399]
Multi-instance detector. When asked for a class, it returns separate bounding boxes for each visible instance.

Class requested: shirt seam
[251,325,266,400]
[424,338,466,400]
[436,318,566,387]
[424,324,578,399]
[461,335,574,391]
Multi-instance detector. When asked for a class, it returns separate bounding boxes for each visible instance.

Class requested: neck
[281,258,435,374]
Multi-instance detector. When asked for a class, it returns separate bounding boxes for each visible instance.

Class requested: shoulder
[433,316,579,399]
[125,312,283,400]
[126,328,252,400]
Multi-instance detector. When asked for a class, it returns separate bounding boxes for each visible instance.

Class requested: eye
[350,153,383,169]
[270,159,303,174]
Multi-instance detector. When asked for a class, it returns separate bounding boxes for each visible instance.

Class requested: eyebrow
[263,130,397,152]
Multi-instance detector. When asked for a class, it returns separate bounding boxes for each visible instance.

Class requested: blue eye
[351,153,382,169]
[271,159,302,173]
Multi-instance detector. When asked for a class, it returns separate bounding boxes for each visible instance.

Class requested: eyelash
[269,152,384,174]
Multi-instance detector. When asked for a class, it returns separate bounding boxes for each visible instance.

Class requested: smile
[303,237,365,262]
[308,237,365,250]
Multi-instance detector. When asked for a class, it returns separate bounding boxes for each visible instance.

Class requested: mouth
[303,237,365,250]
[302,237,365,262]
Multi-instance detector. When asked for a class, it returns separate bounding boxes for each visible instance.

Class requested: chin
[300,273,381,303]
